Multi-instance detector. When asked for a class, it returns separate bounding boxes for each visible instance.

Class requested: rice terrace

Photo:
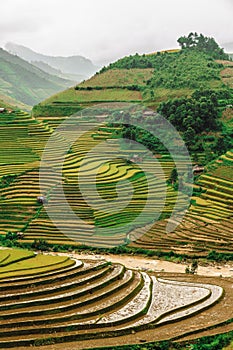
[0,31,233,350]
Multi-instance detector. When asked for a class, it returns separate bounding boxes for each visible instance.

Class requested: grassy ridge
[79,68,154,88]
[33,46,229,116]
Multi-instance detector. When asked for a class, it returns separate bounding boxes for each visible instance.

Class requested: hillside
[0,33,233,255]
[28,34,232,255]
[0,33,233,349]
[34,34,231,116]
[30,60,84,83]
[0,91,30,110]
[5,42,99,82]
[0,108,232,256]
[0,48,75,107]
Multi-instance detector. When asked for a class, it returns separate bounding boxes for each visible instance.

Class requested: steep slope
[0,108,231,257]
[33,37,229,117]
[1,34,232,259]
[0,92,30,110]
[0,48,74,106]
[5,42,99,82]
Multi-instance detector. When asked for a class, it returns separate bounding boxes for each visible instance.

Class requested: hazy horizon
[1,0,233,65]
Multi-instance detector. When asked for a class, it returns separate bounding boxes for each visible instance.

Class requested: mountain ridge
[0,48,74,107]
[5,42,99,82]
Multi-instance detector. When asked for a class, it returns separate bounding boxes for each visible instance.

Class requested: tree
[214,135,233,156]
[183,127,196,147]
[170,168,178,184]
[183,115,194,129]
[177,33,229,60]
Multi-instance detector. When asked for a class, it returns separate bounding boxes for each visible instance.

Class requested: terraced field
[0,109,232,254]
[1,40,233,350]
[23,120,188,247]
[34,68,153,116]
[0,248,231,349]
[131,153,233,256]
[0,111,58,236]
[0,110,186,247]
[38,87,143,108]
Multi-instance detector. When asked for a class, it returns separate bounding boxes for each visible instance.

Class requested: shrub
[31,239,50,251]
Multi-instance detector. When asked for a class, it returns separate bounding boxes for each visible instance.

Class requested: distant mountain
[0,92,30,110]
[0,48,73,107]
[5,43,99,82]
[31,61,84,82]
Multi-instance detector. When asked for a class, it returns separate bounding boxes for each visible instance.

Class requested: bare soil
[50,251,233,278]
[16,274,233,350]
[3,248,233,349]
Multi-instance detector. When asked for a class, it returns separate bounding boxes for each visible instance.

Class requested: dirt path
[49,251,233,277]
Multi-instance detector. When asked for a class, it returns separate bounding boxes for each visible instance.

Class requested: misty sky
[0,0,232,64]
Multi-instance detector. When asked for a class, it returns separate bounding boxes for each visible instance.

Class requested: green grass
[79,68,154,88]
[40,87,142,105]
[34,48,227,118]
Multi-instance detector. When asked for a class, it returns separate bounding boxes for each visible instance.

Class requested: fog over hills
[222,42,233,54]
[5,42,99,82]
[0,48,73,107]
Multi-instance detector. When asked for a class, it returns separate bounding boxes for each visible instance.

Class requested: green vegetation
[3,33,233,259]
[6,42,98,81]
[0,33,233,350]
[78,68,154,88]
[207,250,233,262]
[0,174,17,189]
[32,103,82,117]
[157,88,233,153]
[1,233,233,263]
[101,49,222,89]
[0,248,73,278]
[92,331,233,350]
[0,248,35,266]
[177,32,229,60]
[158,89,229,133]
[102,33,228,71]
[149,50,223,90]
[0,48,72,107]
